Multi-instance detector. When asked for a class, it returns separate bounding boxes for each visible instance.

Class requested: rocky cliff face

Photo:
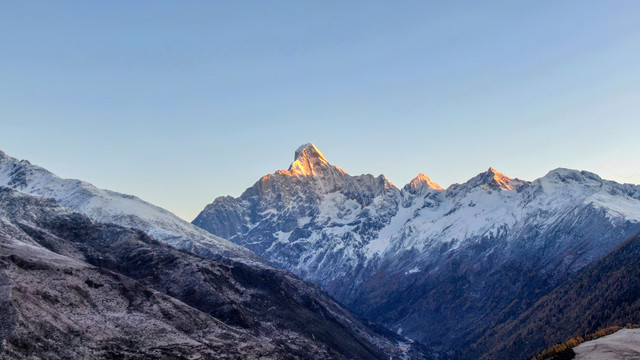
[193,143,640,354]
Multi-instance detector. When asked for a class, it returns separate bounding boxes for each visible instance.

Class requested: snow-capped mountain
[193,143,398,280]
[193,143,640,353]
[0,148,430,359]
[0,149,259,263]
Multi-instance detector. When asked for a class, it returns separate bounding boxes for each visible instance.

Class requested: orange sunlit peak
[487,167,515,190]
[276,142,341,178]
[410,173,443,190]
[294,143,327,162]
[382,175,395,189]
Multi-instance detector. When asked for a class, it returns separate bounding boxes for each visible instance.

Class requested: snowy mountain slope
[193,143,400,281]
[195,143,640,288]
[0,149,259,263]
[193,143,640,354]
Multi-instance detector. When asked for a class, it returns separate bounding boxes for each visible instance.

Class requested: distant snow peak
[381,175,395,189]
[543,168,602,185]
[282,142,344,177]
[462,167,522,191]
[406,173,443,192]
[487,167,516,190]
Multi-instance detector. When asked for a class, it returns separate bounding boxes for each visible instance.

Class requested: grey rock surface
[574,329,640,360]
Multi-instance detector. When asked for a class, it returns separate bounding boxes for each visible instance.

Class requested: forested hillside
[469,232,640,360]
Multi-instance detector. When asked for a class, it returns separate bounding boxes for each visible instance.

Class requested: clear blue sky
[1,1,639,220]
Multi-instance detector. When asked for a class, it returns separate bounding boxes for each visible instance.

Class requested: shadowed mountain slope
[471,231,640,360]
[0,185,428,358]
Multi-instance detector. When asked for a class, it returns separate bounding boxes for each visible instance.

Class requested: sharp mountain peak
[294,142,326,162]
[458,167,521,191]
[283,142,346,177]
[408,173,443,191]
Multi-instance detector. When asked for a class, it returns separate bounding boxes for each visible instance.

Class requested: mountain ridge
[0,149,261,264]
[193,143,640,356]
[0,148,431,359]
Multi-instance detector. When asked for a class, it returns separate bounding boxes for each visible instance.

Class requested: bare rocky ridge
[193,143,640,357]
[574,328,640,360]
[0,149,260,264]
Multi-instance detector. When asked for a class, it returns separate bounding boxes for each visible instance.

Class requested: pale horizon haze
[1,1,639,221]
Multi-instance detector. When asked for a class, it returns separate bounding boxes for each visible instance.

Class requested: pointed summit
[279,143,345,177]
[406,173,443,192]
[462,167,523,191]
[483,167,516,190]
[294,143,327,163]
